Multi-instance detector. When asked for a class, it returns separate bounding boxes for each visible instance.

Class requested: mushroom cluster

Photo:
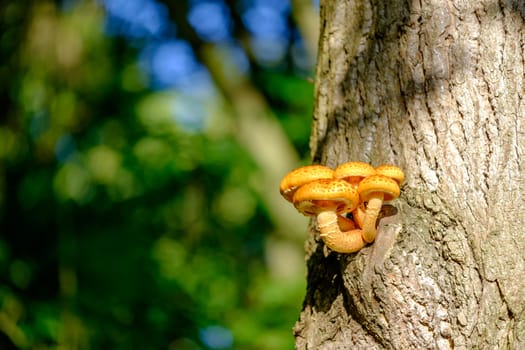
[279,162,404,253]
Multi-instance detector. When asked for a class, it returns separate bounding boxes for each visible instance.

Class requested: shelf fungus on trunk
[292,179,366,253]
[279,162,404,254]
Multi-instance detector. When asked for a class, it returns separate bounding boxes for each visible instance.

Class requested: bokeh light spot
[199,325,234,350]
[242,5,289,39]
[249,37,288,66]
[213,187,256,226]
[188,1,231,42]
[140,40,208,91]
[152,237,187,280]
[102,0,170,39]
[53,161,93,203]
[85,145,122,184]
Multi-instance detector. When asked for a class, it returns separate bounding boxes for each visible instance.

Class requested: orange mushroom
[317,212,366,253]
[334,161,376,230]
[334,161,376,187]
[357,175,401,243]
[375,164,405,184]
[279,162,404,253]
[352,205,366,228]
[279,165,334,202]
[292,179,366,253]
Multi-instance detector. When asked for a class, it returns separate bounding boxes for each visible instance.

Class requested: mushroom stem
[361,194,384,243]
[352,205,366,228]
[317,211,366,253]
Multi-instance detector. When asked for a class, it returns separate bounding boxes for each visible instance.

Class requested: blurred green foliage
[0,0,314,349]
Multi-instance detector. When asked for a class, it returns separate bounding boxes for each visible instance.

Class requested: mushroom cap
[292,179,359,216]
[374,165,405,184]
[334,161,376,184]
[279,165,334,202]
[357,175,400,201]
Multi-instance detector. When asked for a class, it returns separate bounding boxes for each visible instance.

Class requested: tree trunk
[294,1,525,349]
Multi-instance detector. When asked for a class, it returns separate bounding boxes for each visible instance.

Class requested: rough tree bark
[294,1,525,349]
